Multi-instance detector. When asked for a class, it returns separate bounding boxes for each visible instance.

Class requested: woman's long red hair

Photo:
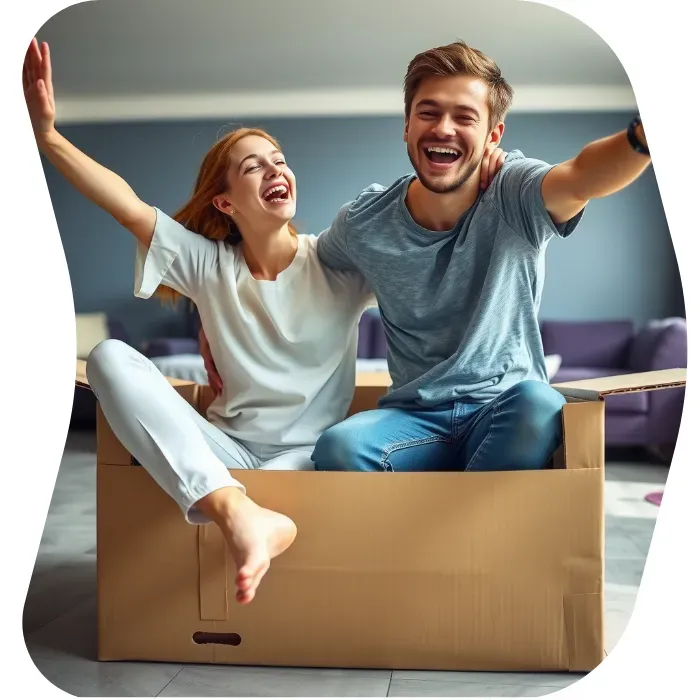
[156,127,297,304]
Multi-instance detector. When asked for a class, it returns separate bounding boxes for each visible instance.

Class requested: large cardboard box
[74,361,685,672]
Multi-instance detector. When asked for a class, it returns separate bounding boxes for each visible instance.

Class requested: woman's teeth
[263,185,289,202]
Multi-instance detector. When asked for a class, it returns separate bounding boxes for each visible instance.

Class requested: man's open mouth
[423,146,462,165]
[261,184,290,203]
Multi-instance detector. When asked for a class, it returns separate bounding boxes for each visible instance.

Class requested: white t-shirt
[134,208,375,449]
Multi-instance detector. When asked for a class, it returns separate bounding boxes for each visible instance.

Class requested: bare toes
[236,588,255,604]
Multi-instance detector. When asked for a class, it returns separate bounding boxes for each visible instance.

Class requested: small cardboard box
[74,361,685,672]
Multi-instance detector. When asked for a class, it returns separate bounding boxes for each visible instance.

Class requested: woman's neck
[240,224,298,280]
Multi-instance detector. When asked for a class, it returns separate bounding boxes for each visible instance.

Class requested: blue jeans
[311,380,566,472]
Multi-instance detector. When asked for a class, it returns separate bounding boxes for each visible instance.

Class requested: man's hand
[480,147,507,190]
[199,327,223,396]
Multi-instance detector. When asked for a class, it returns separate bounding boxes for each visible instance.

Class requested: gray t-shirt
[316,150,584,408]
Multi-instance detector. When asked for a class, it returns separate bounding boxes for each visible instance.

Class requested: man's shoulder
[344,174,413,220]
[500,149,550,173]
[499,149,552,175]
[486,149,554,202]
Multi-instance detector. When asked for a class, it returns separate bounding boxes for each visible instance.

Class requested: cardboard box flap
[75,357,196,389]
[355,370,392,388]
[552,368,686,401]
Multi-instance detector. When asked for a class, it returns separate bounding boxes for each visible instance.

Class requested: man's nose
[432,115,457,138]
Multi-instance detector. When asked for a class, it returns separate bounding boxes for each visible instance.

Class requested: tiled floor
[23,432,668,697]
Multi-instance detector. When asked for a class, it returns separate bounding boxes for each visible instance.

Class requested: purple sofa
[541,319,686,457]
[142,310,686,458]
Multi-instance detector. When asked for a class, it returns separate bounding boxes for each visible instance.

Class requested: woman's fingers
[41,41,54,104]
[480,149,492,190]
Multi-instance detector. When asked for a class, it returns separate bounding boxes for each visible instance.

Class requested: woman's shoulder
[304,233,369,286]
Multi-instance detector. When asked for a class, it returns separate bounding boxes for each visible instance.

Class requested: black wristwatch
[627,114,650,156]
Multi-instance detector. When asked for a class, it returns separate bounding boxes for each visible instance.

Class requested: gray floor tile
[23,554,96,636]
[605,461,669,484]
[23,433,97,635]
[158,665,391,697]
[388,679,565,697]
[25,598,183,697]
[608,516,657,558]
[604,557,648,588]
[391,670,583,688]
[605,528,646,559]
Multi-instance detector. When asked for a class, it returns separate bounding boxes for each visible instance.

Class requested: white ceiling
[36,0,635,122]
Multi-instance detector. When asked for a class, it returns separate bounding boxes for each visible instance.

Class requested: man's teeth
[427,147,460,156]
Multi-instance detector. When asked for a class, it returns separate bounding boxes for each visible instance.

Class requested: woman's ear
[212,195,233,215]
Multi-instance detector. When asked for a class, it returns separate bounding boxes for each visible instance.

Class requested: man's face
[404,75,502,194]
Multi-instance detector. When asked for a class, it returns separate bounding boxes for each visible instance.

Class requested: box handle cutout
[192,631,242,646]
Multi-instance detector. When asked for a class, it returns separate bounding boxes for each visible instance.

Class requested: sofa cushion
[540,320,634,368]
[552,367,649,414]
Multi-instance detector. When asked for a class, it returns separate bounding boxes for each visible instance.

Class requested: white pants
[85,339,314,524]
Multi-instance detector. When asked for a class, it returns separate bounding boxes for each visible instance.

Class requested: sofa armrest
[357,308,388,359]
[629,317,687,372]
[629,318,687,446]
[142,338,200,358]
[107,318,130,345]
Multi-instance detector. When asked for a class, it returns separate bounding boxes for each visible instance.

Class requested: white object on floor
[544,354,562,381]
[356,358,389,372]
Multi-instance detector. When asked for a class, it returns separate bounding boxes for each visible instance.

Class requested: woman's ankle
[195,486,246,524]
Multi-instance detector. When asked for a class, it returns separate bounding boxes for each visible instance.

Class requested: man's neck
[405,175,481,232]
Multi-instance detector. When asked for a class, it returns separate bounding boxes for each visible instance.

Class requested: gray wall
[42,113,682,347]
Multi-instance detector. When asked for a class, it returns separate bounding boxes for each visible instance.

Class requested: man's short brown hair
[403,40,514,129]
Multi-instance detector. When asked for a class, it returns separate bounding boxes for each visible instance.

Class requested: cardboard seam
[562,593,604,672]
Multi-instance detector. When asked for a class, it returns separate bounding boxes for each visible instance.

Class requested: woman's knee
[85,338,133,387]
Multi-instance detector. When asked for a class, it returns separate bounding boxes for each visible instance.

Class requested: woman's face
[220,135,297,230]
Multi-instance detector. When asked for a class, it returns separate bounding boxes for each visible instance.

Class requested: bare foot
[196,488,297,604]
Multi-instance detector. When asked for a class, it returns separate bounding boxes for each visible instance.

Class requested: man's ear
[488,122,505,149]
[403,117,409,144]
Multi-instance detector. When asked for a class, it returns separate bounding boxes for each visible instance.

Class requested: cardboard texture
[75,361,686,672]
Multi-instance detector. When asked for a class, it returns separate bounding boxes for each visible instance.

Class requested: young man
[203,40,652,474]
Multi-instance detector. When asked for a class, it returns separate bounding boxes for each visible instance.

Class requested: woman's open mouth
[261,184,290,204]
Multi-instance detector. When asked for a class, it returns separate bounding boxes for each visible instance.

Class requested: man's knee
[511,379,565,414]
[312,421,362,471]
[507,380,566,448]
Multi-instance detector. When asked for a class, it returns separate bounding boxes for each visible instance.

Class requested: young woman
[24,38,505,605]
